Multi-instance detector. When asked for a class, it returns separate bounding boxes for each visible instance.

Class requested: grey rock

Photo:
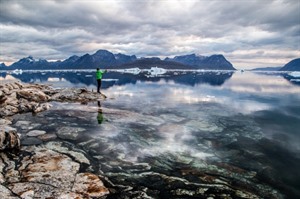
[1,145,109,198]
[56,126,86,140]
[45,141,90,165]
[21,137,43,146]
[27,130,47,137]
[0,118,12,125]
[37,133,57,141]
[16,89,49,102]
[14,120,31,129]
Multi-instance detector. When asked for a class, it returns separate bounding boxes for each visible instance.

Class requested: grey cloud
[0,0,299,68]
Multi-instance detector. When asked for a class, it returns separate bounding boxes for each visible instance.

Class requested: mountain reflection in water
[1,70,234,88]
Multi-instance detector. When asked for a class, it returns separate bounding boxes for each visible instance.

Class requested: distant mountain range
[279,58,300,71]
[1,50,299,71]
[251,58,300,71]
[251,66,282,71]
[165,54,234,70]
[0,49,236,70]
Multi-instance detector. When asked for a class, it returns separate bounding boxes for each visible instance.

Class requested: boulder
[16,89,49,102]
[0,105,19,117]
[0,129,20,151]
[33,103,52,113]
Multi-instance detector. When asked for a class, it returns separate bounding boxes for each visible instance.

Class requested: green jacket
[96,70,105,80]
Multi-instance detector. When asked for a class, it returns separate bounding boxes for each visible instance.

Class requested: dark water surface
[2,70,300,198]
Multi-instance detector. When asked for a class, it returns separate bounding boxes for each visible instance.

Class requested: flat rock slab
[21,137,43,146]
[1,144,109,198]
[56,126,86,140]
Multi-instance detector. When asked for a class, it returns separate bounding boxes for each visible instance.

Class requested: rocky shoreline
[1,81,111,198]
[0,81,289,199]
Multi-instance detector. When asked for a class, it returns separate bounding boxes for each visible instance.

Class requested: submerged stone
[185,120,223,133]
[21,137,43,146]
[37,133,57,141]
[26,130,47,137]
[45,141,90,165]
[56,126,86,140]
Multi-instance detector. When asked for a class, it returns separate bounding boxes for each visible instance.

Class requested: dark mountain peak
[114,53,137,64]
[0,63,6,67]
[95,49,111,54]
[68,55,79,60]
[93,50,115,62]
[59,55,80,68]
[210,54,224,58]
[206,54,226,62]
[19,56,34,63]
[141,57,161,61]
[167,54,206,65]
[165,53,235,70]
[280,58,300,71]
[203,54,234,69]
[119,57,192,69]
[174,53,197,59]
[9,55,50,69]
[17,56,48,64]
[82,53,90,57]
[94,49,114,57]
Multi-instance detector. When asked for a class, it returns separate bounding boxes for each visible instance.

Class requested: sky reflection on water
[4,70,300,198]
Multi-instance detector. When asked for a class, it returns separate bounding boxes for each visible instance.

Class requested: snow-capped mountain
[9,56,50,69]
[3,50,235,70]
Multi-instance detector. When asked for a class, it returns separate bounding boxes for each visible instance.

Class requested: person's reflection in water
[97,101,104,124]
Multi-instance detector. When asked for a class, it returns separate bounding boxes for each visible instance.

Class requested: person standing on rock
[96,68,107,94]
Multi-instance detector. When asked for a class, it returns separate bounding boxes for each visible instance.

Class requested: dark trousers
[97,79,102,93]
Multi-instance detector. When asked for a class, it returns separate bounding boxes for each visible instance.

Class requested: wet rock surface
[0,128,20,151]
[6,103,294,199]
[1,143,109,198]
[0,81,110,198]
[1,81,299,198]
[0,81,103,117]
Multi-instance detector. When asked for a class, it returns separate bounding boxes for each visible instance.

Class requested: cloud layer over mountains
[0,0,299,68]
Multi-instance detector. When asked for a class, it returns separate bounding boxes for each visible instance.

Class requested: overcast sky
[0,0,299,69]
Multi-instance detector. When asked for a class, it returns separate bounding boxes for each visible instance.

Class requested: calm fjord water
[2,70,300,198]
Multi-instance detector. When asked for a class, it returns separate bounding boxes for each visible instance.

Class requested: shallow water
[4,70,300,198]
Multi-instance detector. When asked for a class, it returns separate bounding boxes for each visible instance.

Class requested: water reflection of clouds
[20,71,299,169]
[224,72,300,94]
[106,77,276,115]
